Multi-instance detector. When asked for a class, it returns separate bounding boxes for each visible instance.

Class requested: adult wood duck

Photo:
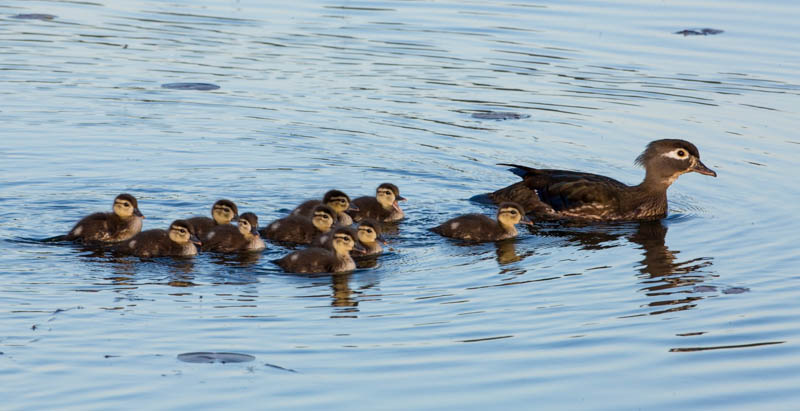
[431,202,532,242]
[487,139,716,221]
[261,204,336,244]
[347,183,406,222]
[290,189,358,226]
[273,227,364,274]
[112,219,200,258]
[185,199,238,241]
[64,193,144,243]
[202,212,266,253]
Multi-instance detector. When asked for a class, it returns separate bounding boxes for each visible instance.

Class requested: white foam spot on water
[450,222,460,230]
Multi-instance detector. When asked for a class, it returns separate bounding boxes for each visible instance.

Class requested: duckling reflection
[104,255,196,288]
[331,273,358,311]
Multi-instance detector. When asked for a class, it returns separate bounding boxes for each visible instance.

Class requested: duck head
[311,205,336,233]
[112,193,144,219]
[211,199,239,225]
[636,139,716,187]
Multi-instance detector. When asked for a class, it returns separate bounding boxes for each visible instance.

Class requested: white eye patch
[661,148,690,160]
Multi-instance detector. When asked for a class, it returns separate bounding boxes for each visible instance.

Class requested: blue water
[2,0,800,409]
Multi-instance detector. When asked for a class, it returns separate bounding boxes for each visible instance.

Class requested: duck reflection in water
[533,219,713,314]
[103,257,197,288]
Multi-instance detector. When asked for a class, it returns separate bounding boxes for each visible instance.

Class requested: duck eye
[677,150,687,158]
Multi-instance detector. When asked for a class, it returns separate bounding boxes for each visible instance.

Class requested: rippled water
[2,0,800,408]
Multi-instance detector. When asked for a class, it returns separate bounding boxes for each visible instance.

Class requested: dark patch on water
[177,352,255,363]
[161,83,221,91]
[264,363,299,373]
[670,341,784,352]
[11,14,56,21]
[675,28,724,36]
[471,111,530,120]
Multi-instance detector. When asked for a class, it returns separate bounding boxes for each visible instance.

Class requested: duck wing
[491,164,630,218]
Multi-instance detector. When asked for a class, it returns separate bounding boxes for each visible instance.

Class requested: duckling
[261,204,336,244]
[356,219,385,255]
[487,139,716,221]
[185,199,238,241]
[202,212,266,253]
[347,183,406,222]
[112,219,200,258]
[291,189,358,226]
[64,193,144,243]
[431,202,532,242]
[273,227,364,273]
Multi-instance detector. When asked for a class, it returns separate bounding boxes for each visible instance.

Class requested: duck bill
[396,195,407,202]
[520,217,535,226]
[134,208,144,218]
[352,244,367,255]
[347,204,360,212]
[190,234,202,246]
[691,160,717,177]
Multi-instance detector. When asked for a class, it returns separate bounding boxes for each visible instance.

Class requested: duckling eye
[366,229,373,234]
[123,202,131,207]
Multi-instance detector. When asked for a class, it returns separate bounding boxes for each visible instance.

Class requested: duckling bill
[431,202,531,242]
[487,139,716,221]
[64,193,144,243]
[112,219,200,258]
[348,183,406,223]
[273,227,364,274]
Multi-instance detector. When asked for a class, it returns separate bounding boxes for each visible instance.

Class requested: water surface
[2,0,800,409]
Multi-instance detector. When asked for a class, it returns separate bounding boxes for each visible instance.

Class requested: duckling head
[331,227,363,256]
[211,199,239,225]
[357,219,383,245]
[169,220,201,246]
[376,183,406,212]
[323,190,354,214]
[497,202,532,228]
[112,193,144,219]
[237,212,259,239]
[311,205,336,233]
[635,139,716,186]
